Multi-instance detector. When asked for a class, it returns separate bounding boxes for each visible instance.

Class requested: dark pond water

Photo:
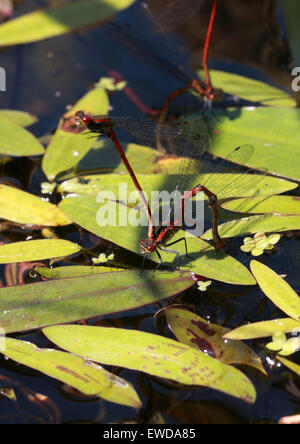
[0,0,299,424]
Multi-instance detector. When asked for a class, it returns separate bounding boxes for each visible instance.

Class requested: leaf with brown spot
[1,338,141,408]
[43,325,257,403]
[165,307,266,374]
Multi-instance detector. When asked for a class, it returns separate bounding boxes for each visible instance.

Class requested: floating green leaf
[0,115,44,156]
[58,172,297,199]
[209,107,300,181]
[222,196,300,215]
[0,184,71,226]
[36,265,122,279]
[43,325,256,403]
[204,70,295,107]
[59,194,255,285]
[0,110,38,127]
[223,318,300,340]
[0,239,81,264]
[0,270,194,333]
[277,356,300,377]
[1,338,141,408]
[42,86,109,181]
[0,0,136,46]
[203,214,300,241]
[250,261,300,321]
[165,307,266,374]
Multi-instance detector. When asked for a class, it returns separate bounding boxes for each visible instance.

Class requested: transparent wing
[107,22,191,85]
[142,0,205,32]
[108,117,210,158]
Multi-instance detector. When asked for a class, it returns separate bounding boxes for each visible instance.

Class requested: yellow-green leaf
[209,107,300,181]
[42,86,109,181]
[165,307,266,374]
[222,196,300,215]
[0,115,44,156]
[0,110,38,127]
[0,271,194,333]
[43,325,256,403]
[0,185,71,226]
[277,356,300,376]
[223,318,300,340]
[250,261,300,321]
[59,194,256,285]
[0,239,81,264]
[1,338,141,408]
[36,265,122,279]
[203,214,300,240]
[0,0,136,46]
[204,70,295,107]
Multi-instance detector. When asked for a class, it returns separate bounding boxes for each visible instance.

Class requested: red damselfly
[108,0,222,117]
[75,111,209,241]
[139,138,267,266]
[144,0,221,105]
[75,112,266,267]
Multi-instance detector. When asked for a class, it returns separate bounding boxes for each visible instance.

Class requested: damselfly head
[75,111,92,127]
[139,239,156,255]
[210,88,224,102]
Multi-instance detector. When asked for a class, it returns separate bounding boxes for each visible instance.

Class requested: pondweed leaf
[165,307,266,374]
[1,338,141,408]
[43,325,257,403]
[0,270,194,333]
[0,185,71,226]
[250,261,300,321]
[0,0,136,45]
[224,318,300,340]
[0,239,81,264]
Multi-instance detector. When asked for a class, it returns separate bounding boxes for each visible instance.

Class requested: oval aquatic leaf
[165,307,266,374]
[210,107,300,181]
[36,265,122,279]
[42,86,109,181]
[59,173,297,199]
[0,239,81,264]
[223,318,300,340]
[203,214,300,241]
[250,261,300,321]
[59,194,255,285]
[43,325,256,403]
[0,115,44,156]
[0,110,38,127]
[204,70,295,107]
[1,338,141,408]
[222,195,300,215]
[0,0,136,46]
[0,270,194,333]
[58,144,161,183]
[277,356,300,377]
[0,185,71,226]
